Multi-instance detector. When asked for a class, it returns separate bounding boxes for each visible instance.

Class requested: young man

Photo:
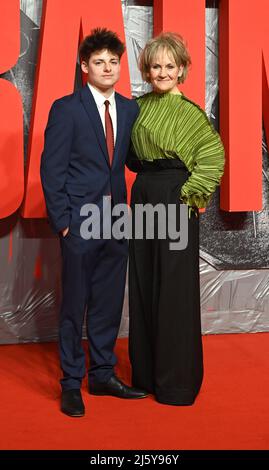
[41,28,147,417]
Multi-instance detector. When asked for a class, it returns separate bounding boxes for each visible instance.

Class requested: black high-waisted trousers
[128,160,203,405]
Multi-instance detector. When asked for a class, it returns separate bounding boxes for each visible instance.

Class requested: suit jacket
[40,84,139,238]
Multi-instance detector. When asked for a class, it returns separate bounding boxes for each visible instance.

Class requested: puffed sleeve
[180,108,225,208]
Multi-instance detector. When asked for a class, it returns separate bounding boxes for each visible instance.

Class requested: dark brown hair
[79,27,125,63]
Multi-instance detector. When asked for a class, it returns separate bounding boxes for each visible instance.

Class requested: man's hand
[61,227,69,238]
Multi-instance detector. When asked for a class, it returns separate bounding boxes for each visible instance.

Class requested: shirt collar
[87,83,115,109]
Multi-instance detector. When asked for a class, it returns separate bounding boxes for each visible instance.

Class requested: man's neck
[89,83,115,99]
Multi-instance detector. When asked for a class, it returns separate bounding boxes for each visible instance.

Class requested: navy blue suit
[41,84,139,390]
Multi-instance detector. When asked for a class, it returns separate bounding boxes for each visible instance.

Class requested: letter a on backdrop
[22,0,130,218]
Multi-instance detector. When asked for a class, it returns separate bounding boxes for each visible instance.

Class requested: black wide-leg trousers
[129,165,203,405]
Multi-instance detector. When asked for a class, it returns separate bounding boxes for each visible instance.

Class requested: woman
[127,33,225,406]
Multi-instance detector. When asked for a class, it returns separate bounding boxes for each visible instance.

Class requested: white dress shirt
[87,83,117,144]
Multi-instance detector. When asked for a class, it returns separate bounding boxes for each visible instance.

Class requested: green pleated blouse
[131,91,225,208]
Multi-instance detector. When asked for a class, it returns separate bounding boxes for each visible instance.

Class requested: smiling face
[148,48,184,95]
[81,48,121,95]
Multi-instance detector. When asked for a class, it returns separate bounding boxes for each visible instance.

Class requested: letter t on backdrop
[154,0,206,213]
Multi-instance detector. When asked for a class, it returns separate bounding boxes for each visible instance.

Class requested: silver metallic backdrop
[0,0,268,344]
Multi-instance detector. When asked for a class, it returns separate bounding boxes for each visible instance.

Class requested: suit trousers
[59,233,128,391]
[128,165,203,405]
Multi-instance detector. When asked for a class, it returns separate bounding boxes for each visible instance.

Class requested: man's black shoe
[61,389,85,417]
[89,375,148,399]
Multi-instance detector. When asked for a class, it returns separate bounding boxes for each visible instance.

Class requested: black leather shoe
[89,375,148,399]
[61,389,85,417]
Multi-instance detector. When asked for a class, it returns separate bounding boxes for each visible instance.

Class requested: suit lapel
[113,93,126,168]
[80,85,127,168]
[80,85,109,166]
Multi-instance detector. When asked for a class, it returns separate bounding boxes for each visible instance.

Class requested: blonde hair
[139,32,191,84]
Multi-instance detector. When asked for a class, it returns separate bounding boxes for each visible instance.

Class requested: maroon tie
[104,100,114,166]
